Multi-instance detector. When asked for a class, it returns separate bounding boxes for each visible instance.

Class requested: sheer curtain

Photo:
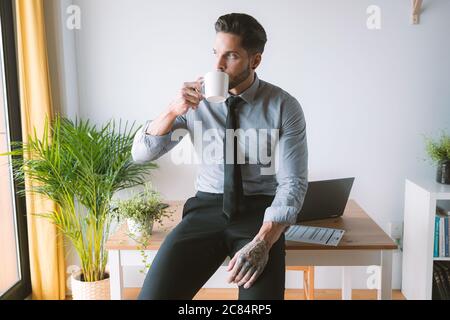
[14,0,66,300]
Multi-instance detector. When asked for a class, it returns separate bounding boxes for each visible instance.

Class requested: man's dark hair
[215,13,267,55]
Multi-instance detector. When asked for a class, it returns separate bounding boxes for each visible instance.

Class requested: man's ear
[251,53,262,70]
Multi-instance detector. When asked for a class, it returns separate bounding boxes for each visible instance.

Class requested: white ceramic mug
[202,71,229,103]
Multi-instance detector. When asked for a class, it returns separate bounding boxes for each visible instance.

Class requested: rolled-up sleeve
[263,97,308,225]
[131,114,189,163]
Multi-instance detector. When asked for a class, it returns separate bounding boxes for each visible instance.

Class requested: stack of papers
[285,225,345,246]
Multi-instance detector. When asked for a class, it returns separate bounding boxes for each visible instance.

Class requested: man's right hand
[145,77,204,136]
[168,77,204,116]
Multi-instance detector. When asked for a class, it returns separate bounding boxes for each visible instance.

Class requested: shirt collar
[234,73,260,106]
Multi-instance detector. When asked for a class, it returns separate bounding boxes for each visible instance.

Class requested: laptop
[296,177,355,223]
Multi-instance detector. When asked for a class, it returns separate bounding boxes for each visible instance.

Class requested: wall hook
[412,0,423,24]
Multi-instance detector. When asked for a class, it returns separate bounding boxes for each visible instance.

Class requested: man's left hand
[227,222,288,289]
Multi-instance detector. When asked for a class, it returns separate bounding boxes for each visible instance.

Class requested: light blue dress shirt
[132,73,308,225]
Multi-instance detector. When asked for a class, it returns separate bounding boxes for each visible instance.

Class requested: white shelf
[407,176,450,199]
[433,257,450,261]
[401,177,450,300]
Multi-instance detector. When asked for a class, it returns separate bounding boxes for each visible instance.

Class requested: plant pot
[127,218,154,238]
[436,160,450,184]
[70,271,110,300]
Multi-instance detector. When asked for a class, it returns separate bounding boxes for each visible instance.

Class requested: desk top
[105,200,397,251]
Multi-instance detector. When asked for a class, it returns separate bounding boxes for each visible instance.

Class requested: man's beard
[229,63,251,90]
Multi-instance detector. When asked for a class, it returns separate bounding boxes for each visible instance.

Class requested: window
[0,0,31,300]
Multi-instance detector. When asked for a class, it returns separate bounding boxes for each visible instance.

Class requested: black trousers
[137,191,286,300]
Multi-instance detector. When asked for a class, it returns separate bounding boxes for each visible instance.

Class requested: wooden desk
[106,200,397,300]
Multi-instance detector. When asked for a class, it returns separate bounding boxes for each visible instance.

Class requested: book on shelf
[434,208,450,258]
[444,217,449,257]
[441,216,445,257]
[434,216,440,257]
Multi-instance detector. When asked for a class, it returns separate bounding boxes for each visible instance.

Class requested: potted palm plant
[425,132,450,184]
[1,116,157,299]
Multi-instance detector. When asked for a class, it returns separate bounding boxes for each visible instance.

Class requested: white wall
[54,0,450,291]
[44,0,80,119]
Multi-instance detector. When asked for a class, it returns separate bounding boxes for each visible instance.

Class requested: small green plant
[112,183,174,273]
[424,132,450,164]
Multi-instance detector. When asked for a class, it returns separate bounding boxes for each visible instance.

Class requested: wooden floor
[121,288,405,300]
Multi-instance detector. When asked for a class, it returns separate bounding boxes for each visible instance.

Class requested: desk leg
[342,267,352,300]
[109,250,123,300]
[378,250,392,300]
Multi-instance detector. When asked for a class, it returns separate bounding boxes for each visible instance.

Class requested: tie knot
[226,95,242,109]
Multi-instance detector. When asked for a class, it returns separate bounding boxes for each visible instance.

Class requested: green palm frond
[1,115,157,282]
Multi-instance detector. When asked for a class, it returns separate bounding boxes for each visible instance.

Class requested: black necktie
[223,95,244,221]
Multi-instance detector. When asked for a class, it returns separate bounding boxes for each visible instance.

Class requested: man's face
[213,32,258,90]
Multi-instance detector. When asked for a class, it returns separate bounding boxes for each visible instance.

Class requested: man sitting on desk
[132,13,308,300]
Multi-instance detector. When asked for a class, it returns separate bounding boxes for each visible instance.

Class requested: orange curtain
[14,0,66,300]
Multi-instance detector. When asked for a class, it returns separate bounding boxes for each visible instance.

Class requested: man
[132,13,308,300]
